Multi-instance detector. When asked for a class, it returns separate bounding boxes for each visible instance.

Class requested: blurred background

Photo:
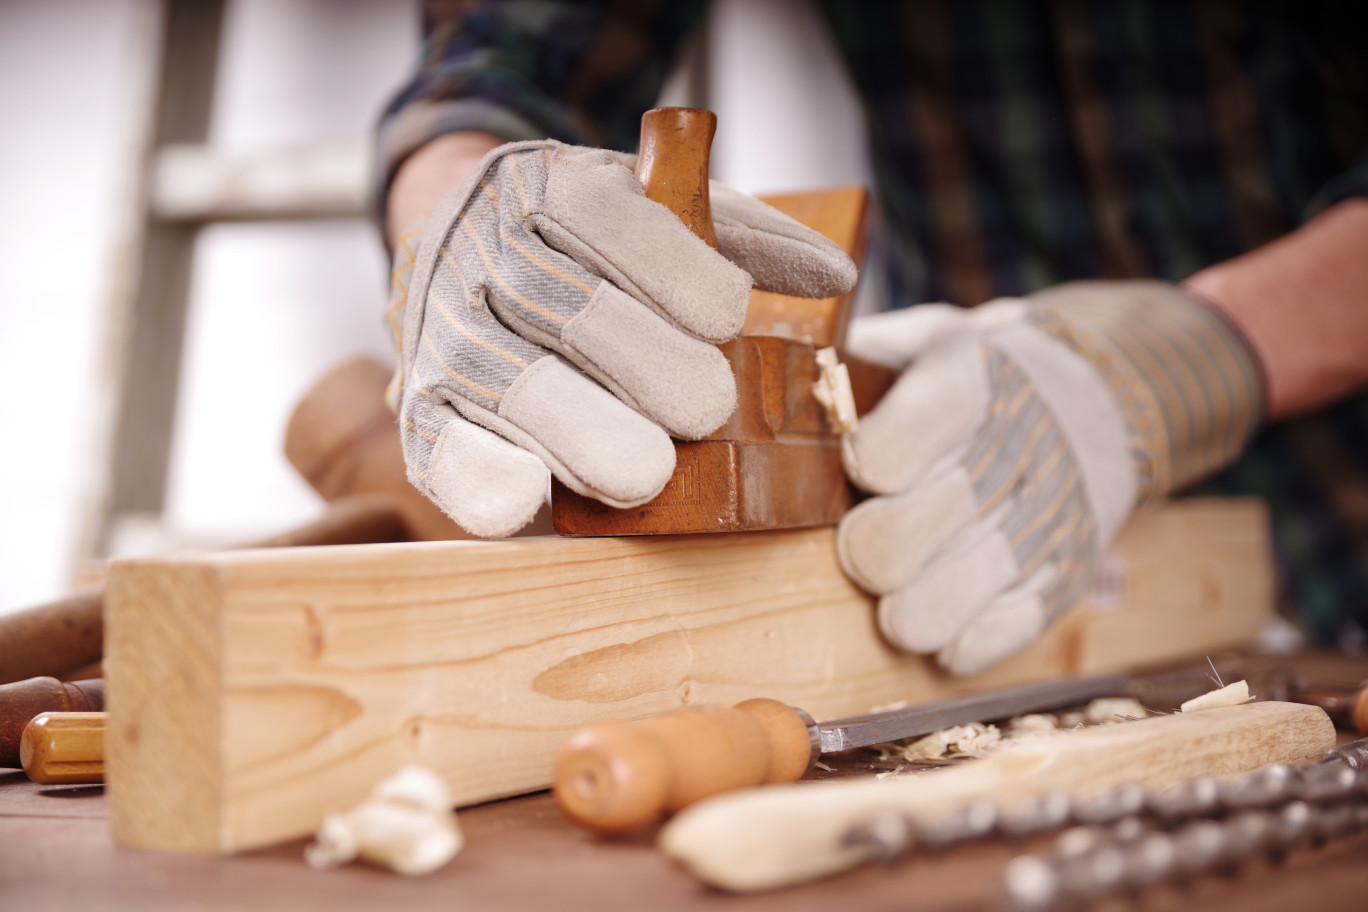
[0,0,870,616]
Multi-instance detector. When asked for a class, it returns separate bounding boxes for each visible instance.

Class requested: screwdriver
[553,674,1133,834]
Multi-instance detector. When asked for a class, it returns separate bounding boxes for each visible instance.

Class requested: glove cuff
[1026,281,1264,499]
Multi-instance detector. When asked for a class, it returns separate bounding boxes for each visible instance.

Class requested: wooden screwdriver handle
[552,698,815,834]
[20,711,105,785]
[634,107,719,249]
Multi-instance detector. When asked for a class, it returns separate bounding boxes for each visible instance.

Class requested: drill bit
[835,737,1368,907]
[1000,741,1368,911]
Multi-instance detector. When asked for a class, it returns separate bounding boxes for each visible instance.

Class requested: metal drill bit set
[840,739,1368,910]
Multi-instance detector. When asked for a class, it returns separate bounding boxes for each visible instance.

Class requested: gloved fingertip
[561,283,739,439]
[936,595,1046,676]
[501,357,676,508]
[426,419,551,539]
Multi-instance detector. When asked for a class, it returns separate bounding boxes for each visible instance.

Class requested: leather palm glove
[838,282,1264,675]
[386,140,857,537]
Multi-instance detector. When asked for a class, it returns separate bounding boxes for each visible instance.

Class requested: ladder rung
[150,142,369,223]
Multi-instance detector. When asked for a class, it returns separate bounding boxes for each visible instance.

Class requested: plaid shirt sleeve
[375,0,706,216]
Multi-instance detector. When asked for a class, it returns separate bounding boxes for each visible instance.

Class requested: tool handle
[0,589,103,686]
[20,711,105,785]
[634,107,719,249]
[1287,683,1368,734]
[0,676,105,767]
[553,698,814,834]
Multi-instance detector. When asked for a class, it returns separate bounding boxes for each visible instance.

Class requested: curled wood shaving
[305,766,464,875]
[1179,679,1251,714]
[812,347,859,434]
[897,723,1002,761]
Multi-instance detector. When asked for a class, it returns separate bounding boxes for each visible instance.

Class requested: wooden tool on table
[0,676,105,768]
[551,108,895,536]
[553,674,1133,833]
[19,712,105,785]
[659,701,1337,893]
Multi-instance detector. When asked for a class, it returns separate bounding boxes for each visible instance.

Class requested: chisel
[553,673,1131,833]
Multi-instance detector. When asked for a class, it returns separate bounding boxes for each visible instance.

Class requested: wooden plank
[105,498,1272,855]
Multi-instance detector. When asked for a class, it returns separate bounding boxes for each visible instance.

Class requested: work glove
[838,282,1264,675]
[386,140,856,537]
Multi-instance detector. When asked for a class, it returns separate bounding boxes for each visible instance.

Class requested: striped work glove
[838,282,1263,675]
[387,140,856,537]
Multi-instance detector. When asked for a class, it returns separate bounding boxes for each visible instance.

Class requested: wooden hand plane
[551,108,895,536]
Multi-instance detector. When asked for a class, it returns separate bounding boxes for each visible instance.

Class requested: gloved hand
[838,282,1264,675]
[386,140,857,537]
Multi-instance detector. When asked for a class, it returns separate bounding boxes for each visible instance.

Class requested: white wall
[0,0,419,612]
[0,0,142,612]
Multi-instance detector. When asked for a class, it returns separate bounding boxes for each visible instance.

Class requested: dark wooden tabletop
[4,653,1368,911]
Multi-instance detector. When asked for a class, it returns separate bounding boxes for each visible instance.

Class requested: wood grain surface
[104,498,1272,855]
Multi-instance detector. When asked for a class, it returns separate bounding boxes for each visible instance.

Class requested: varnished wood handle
[634,107,719,249]
[552,698,814,834]
[20,711,105,785]
[0,676,105,767]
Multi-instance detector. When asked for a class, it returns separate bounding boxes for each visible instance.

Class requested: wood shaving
[1179,679,1251,714]
[1083,697,1148,725]
[897,723,1001,761]
[1006,713,1058,738]
[812,347,859,434]
[870,695,1153,764]
[1058,711,1087,729]
[305,765,464,875]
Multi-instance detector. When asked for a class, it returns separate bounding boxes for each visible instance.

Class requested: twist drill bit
[834,737,1368,909]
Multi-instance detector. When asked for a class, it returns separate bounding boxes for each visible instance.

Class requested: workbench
[5,653,1367,911]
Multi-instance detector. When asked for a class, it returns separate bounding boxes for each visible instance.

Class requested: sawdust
[1006,713,1059,738]
[871,695,1158,764]
[896,722,1002,761]
[1083,697,1148,724]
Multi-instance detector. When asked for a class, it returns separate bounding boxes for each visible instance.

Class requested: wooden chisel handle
[20,711,105,785]
[0,676,105,768]
[553,698,817,834]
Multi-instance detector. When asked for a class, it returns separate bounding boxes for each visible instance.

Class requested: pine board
[104,498,1272,854]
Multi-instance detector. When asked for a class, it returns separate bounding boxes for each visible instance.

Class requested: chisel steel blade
[818,674,1133,754]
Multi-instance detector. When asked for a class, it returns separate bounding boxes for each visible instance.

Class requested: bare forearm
[385,131,505,249]
[1186,199,1368,420]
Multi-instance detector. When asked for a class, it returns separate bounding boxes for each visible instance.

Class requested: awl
[553,673,1131,833]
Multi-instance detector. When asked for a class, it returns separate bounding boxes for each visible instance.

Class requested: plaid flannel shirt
[377,0,1368,644]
